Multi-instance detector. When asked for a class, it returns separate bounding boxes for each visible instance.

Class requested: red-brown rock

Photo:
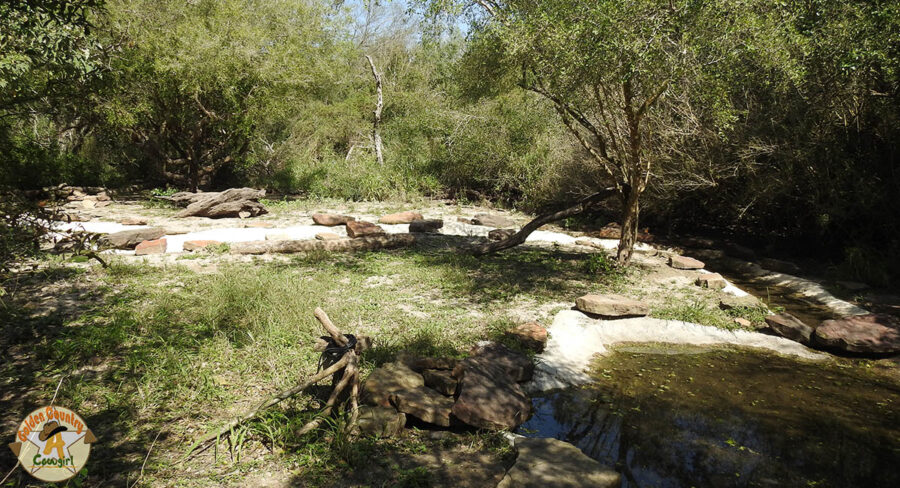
[696,273,727,289]
[507,322,548,352]
[346,220,385,238]
[379,211,423,225]
[813,314,900,354]
[390,386,454,426]
[452,361,532,430]
[315,232,342,241]
[135,238,167,255]
[765,313,815,345]
[312,213,355,226]
[669,255,705,270]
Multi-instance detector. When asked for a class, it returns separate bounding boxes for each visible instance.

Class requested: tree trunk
[187,147,200,192]
[617,187,640,265]
[365,55,384,166]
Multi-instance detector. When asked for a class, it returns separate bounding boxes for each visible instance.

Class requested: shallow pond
[519,345,900,487]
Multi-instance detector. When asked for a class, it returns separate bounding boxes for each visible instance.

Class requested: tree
[422,0,786,264]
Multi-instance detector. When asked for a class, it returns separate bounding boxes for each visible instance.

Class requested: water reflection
[519,346,900,487]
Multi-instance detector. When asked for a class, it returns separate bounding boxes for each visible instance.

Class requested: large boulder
[362,362,424,408]
[472,213,516,228]
[451,343,533,430]
[765,313,815,344]
[575,294,649,317]
[174,188,268,219]
[497,437,621,488]
[390,386,455,427]
[379,211,423,225]
[101,227,167,249]
[459,342,534,383]
[813,314,900,354]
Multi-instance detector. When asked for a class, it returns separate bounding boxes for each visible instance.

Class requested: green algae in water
[520,345,900,487]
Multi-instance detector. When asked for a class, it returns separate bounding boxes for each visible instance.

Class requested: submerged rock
[814,314,900,354]
[497,437,620,488]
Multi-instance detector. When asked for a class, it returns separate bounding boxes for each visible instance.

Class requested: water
[519,345,900,487]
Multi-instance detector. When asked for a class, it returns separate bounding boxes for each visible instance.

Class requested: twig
[50,375,66,407]
[129,428,164,488]
[295,353,358,437]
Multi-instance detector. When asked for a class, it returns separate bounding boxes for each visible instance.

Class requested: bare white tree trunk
[365,55,384,166]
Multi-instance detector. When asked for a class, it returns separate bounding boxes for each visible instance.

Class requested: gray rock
[472,213,516,228]
[174,188,268,219]
[356,406,406,437]
[765,313,815,344]
[575,294,649,317]
[497,437,621,488]
[408,219,444,233]
[488,229,516,241]
[669,255,705,270]
[423,369,458,396]
[814,314,900,354]
[390,386,454,426]
[101,227,167,249]
[362,362,424,408]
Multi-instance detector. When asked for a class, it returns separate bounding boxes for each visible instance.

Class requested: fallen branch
[472,188,617,255]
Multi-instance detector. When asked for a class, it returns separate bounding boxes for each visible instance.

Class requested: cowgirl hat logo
[8,406,96,482]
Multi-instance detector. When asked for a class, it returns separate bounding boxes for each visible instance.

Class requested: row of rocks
[764,312,900,354]
[359,324,548,436]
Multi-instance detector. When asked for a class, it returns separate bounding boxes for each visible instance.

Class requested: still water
[519,345,900,487]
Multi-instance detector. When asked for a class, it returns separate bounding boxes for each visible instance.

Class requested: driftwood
[180,308,362,462]
[366,55,385,166]
[472,188,617,255]
[230,234,417,255]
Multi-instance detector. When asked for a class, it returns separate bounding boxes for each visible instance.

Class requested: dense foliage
[1,0,897,281]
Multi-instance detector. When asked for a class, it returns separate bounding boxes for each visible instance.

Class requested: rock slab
[312,213,355,226]
[315,232,342,241]
[814,314,900,354]
[379,211,423,224]
[135,238,167,255]
[423,369,458,396]
[575,294,649,317]
[765,313,815,345]
[390,386,454,427]
[696,273,727,289]
[451,343,533,430]
[362,362,424,408]
[183,240,221,251]
[472,213,515,228]
[346,220,385,238]
[669,255,705,270]
[497,437,621,488]
[101,227,167,249]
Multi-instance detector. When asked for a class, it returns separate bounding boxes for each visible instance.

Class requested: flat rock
[669,255,705,270]
[400,355,458,373]
[356,406,406,437]
[183,240,221,251]
[379,211,423,224]
[423,369,458,396]
[734,317,753,328]
[408,219,443,233]
[101,227,167,249]
[814,314,900,354]
[312,213,355,226]
[719,295,762,310]
[452,361,532,430]
[390,386,454,426]
[765,313,815,344]
[135,238,167,255]
[243,221,273,228]
[575,294,649,317]
[472,213,515,228]
[175,188,267,218]
[346,220,385,238]
[119,217,148,226]
[362,362,424,408]
[488,229,516,241]
[507,322,548,352]
[315,232,342,241]
[696,273,727,289]
[497,437,620,488]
